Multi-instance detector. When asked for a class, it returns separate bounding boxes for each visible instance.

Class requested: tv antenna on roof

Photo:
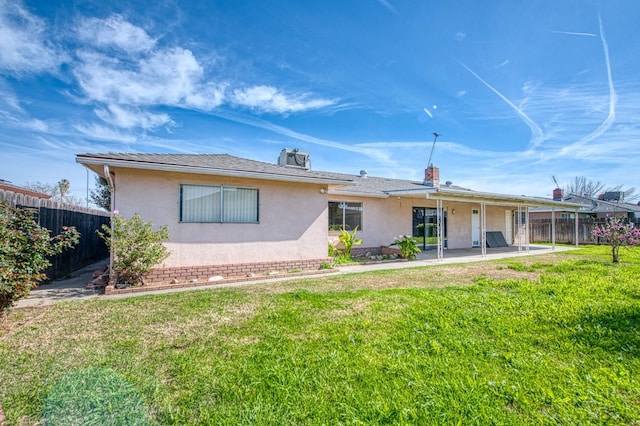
[427,132,440,166]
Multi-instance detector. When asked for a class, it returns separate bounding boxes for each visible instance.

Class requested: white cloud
[73,123,137,143]
[74,48,225,110]
[0,81,24,112]
[76,15,156,53]
[0,81,49,131]
[0,0,67,74]
[231,85,336,114]
[0,110,49,132]
[94,105,174,130]
[2,11,338,136]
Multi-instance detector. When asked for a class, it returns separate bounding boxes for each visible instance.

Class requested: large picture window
[328,201,363,231]
[180,184,258,223]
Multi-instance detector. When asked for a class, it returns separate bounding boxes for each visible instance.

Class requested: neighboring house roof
[0,179,52,199]
[563,194,640,214]
[76,152,581,209]
[531,194,640,215]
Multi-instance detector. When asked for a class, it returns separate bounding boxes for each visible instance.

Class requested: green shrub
[98,213,169,287]
[0,201,79,316]
[390,234,421,259]
[328,242,338,257]
[319,262,333,270]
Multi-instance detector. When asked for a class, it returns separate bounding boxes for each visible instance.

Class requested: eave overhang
[76,156,355,186]
[327,189,390,199]
[386,187,583,209]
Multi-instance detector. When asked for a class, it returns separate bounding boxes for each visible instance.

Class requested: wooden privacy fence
[1,189,111,279]
[529,218,640,245]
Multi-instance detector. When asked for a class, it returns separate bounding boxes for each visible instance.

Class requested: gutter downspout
[104,165,115,285]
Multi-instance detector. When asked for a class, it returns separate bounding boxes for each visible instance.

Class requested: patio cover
[387,186,583,260]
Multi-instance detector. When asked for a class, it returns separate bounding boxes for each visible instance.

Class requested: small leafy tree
[0,202,80,316]
[338,226,362,259]
[391,235,421,259]
[592,216,640,263]
[90,176,111,211]
[98,213,169,286]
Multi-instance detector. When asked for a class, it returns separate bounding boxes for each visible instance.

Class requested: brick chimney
[552,188,563,201]
[424,165,440,187]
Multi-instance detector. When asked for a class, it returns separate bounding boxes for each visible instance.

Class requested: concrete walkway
[339,244,577,274]
[15,260,109,308]
[14,245,577,308]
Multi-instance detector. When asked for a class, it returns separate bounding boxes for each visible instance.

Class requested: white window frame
[328,201,363,231]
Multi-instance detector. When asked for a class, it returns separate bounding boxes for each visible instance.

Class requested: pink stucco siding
[111,168,330,267]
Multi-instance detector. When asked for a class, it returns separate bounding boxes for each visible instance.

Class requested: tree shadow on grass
[569,306,640,357]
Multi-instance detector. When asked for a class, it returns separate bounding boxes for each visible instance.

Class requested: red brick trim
[105,257,334,294]
[105,265,334,295]
[381,245,402,256]
[350,246,383,257]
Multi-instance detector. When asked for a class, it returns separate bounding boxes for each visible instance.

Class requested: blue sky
[1,0,638,203]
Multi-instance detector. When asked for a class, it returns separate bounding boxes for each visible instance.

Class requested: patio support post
[481,202,487,257]
[551,207,556,251]
[436,199,444,260]
[575,208,579,247]
[104,164,115,284]
[517,206,523,252]
[525,206,530,253]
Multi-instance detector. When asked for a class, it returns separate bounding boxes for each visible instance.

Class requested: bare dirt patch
[0,307,49,341]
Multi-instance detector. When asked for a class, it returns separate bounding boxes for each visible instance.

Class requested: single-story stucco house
[76,149,580,283]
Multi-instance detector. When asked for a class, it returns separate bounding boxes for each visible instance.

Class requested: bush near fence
[1,189,110,279]
[530,217,640,245]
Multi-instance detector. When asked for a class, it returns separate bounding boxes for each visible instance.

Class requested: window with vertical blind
[180,184,259,223]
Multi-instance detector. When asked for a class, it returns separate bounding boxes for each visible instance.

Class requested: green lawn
[1,246,639,425]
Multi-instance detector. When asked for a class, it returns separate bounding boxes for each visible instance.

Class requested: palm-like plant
[338,226,362,259]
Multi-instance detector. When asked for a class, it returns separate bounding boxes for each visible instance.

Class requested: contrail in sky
[551,30,597,37]
[560,15,617,155]
[205,109,397,166]
[377,0,399,15]
[457,60,545,151]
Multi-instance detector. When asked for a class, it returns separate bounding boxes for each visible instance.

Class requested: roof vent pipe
[359,170,368,178]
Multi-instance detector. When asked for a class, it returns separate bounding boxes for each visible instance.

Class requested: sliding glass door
[412,207,447,250]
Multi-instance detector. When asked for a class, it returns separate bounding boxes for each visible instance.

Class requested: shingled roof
[323,172,470,196]
[76,152,578,208]
[564,194,640,214]
[76,152,473,197]
[76,153,354,185]
[0,179,52,199]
